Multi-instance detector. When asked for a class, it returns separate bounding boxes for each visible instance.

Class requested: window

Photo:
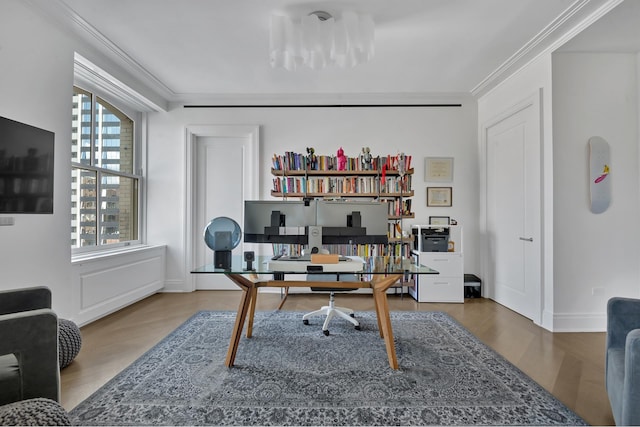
[71,87,140,250]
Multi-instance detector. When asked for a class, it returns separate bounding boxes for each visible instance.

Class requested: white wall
[479,47,640,331]
[552,52,640,329]
[0,1,75,318]
[146,103,480,291]
[0,1,166,321]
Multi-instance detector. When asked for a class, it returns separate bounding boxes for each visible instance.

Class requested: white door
[186,125,259,291]
[194,136,245,289]
[485,97,541,322]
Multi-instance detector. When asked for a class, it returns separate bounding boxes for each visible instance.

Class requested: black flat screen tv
[0,116,54,214]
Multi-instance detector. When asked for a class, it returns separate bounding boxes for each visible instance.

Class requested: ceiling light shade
[270,11,374,71]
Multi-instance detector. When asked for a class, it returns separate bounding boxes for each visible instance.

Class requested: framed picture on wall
[426,187,452,207]
[429,216,450,225]
[424,157,454,182]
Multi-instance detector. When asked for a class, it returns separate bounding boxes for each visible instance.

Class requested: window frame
[71,86,144,254]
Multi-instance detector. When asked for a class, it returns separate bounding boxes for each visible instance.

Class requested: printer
[412,226,450,252]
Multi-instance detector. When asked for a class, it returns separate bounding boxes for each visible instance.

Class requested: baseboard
[162,279,190,292]
[551,311,607,332]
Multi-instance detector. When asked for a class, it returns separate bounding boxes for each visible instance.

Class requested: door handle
[519,237,533,242]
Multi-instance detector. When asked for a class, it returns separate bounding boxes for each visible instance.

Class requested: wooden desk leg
[223,274,255,368]
[375,288,398,369]
[276,287,290,310]
[371,275,402,370]
[246,286,258,338]
[372,282,384,338]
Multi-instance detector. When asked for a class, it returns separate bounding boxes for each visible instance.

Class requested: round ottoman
[58,319,82,369]
[0,398,70,426]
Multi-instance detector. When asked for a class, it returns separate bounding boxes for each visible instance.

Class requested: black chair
[0,287,60,405]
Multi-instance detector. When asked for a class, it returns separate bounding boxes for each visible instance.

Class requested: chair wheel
[323,330,330,336]
[355,325,361,331]
[303,319,309,325]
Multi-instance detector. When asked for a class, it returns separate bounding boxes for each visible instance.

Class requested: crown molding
[30,0,471,107]
[471,0,623,97]
[74,53,166,112]
[25,0,175,104]
[28,0,619,105]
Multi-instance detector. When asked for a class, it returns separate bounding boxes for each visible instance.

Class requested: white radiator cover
[72,245,166,326]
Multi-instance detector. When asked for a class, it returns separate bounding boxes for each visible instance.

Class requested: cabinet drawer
[421,255,462,276]
[419,276,463,302]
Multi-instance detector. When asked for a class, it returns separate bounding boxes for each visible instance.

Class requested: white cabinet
[409,225,463,303]
[414,252,463,302]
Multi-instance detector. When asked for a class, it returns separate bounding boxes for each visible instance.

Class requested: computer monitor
[243,200,316,244]
[316,200,389,245]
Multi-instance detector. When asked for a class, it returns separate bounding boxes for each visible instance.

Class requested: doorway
[482,93,542,323]
[185,125,259,291]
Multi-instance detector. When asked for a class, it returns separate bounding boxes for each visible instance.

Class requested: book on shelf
[269,150,414,268]
[387,198,412,217]
[272,172,413,195]
[272,175,390,195]
[271,242,413,260]
[272,151,412,173]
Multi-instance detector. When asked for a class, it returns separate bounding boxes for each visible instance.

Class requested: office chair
[302,274,361,336]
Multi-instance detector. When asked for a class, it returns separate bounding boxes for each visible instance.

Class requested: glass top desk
[192,255,438,370]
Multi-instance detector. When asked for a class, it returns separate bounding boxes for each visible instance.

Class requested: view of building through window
[71,87,139,248]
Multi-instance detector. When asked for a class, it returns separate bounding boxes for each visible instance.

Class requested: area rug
[69,311,586,426]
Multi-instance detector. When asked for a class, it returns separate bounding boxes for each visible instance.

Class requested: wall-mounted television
[0,116,54,214]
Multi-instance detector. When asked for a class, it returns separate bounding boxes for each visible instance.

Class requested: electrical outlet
[592,287,606,297]
[0,217,15,226]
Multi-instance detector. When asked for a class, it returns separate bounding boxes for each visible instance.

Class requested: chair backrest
[0,287,51,316]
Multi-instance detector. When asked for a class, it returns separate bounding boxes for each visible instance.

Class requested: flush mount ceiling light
[270,10,374,71]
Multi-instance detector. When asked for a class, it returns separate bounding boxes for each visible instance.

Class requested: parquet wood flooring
[60,291,612,425]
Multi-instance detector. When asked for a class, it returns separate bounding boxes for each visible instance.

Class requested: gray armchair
[0,287,60,405]
[606,297,640,425]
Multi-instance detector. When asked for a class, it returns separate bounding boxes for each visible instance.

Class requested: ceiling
[32,0,636,103]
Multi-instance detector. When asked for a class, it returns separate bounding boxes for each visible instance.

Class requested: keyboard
[275,255,349,262]
[267,256,364,273]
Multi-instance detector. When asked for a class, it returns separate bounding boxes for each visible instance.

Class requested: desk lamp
[203,217,241,269]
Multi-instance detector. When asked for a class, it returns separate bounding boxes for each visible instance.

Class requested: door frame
[479,90,545,326]
[184,125,260,292]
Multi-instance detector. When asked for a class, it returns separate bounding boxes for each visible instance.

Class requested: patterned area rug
[69,311,586,426]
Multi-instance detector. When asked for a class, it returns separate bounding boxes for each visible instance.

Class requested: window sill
[71,244,166,265]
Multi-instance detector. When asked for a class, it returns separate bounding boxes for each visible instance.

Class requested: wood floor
[60,291,613,425]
